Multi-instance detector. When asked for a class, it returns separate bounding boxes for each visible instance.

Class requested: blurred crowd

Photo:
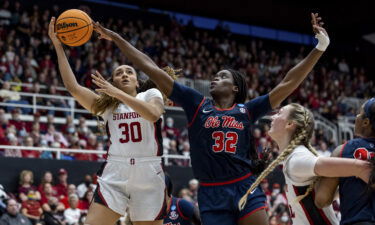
[0,0,364,160]
[0,0,361,223]
[0,169,201,225]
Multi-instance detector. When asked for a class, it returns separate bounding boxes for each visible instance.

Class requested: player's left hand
[311,13,330,51]
[92,71,121,97]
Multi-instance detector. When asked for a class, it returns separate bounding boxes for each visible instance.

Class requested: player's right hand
[48,17,61,46]
[93,22,114,41]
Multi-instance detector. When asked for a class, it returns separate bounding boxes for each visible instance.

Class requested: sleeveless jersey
[339,138,375,224]
[283,145,339,225]
[169,82,271,182]
[101,88,163,158]
[164,197,195,225]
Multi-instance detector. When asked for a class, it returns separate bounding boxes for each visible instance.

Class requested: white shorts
[94,156,166,221]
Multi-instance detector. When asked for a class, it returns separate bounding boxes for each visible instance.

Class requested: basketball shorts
[94,156,167,221]
[198,173,267,225]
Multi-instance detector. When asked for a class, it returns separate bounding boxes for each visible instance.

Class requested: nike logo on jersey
[202,108,213,113]
[250,187,257,194]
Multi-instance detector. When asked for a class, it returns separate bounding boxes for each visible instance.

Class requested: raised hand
[311,13,330,51]
[91,71,120,97]
[311,12,328,36]
[93,22,114,41]
[48,17,61,46]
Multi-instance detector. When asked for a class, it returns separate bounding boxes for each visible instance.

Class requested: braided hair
[239,103,318,210]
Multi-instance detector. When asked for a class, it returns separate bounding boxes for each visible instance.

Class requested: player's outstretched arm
[49,17,99,113]
[93,22,174,97]
[314,145,343,208]
[269,13,330,109]
[91,71,164,122]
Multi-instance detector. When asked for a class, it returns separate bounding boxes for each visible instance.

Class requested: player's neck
[275,136,292,153]
[212,96,235,109]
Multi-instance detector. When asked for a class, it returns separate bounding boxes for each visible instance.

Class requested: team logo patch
[169,210,179,220]
[239,108,246,113]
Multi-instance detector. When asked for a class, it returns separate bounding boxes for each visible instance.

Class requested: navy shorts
[198,173,266,225]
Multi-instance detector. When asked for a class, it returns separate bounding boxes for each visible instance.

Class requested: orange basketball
[55,9,93,47]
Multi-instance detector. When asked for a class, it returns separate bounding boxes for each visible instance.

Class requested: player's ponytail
[239,104,316,210]
[227,69,248,104]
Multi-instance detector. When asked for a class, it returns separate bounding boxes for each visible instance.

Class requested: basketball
[55,9,93,46]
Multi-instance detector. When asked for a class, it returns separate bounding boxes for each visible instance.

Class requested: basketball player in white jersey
[49,17,167,225]
[239,103,372,225]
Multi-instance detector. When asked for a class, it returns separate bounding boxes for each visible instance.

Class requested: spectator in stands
[21,190,42,225]
[55,169,68,199]
[164,117,179,140]
[0,198,32,225]
[0,184,9,216]
[63,194,80,225]
[18,170,40,202]
[76,175,95,199]
[38,171,55,195]
[61,184,77,210]
[317,141,331,157]
[40,183,60,212]
[3,135,22,157]
[79,189,94,212]
[188,179,198,205]
[21,136,39,158]
[46,85,68,116]
[40,196,66,225]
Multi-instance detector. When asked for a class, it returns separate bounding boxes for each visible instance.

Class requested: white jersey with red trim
[282,145,339,225]
[100,88,163,158]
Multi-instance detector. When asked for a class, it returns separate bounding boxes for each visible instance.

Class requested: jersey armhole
[187,97,206,128]
[339,142,348,157]
[176,199,189,220]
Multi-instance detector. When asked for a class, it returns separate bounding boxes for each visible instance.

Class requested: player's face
[354,104,367,137]
[209,70,237,97]
[268,105,293,141]
[112,65,138,93]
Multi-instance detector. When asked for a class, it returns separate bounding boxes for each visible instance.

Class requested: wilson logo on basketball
[57,22,78,30]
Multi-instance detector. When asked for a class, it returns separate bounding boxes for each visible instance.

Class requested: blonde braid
[294,109,319,202]
[238,129,308,210]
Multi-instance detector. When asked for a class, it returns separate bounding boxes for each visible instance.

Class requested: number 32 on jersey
[211,131,238,153]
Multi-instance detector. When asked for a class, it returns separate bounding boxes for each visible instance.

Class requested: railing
[0,91,183,122]
[0,80,68,92]
[340,97,365,111]
[338,116,355,143]
[178,77,210,97]
[313,113,338,145]
[0,145,190,166]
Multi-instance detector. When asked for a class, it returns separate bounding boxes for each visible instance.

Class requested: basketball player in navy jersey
[163,175,201,225]
[93,13,329,225]
[315,98,375,225]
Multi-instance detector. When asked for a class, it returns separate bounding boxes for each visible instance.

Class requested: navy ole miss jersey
[169,82,271,182]
[339,138,375,224]
[164,197,195,225]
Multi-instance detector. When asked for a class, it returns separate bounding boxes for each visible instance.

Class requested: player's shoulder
[345,138,367,149]
[291,145,311,155]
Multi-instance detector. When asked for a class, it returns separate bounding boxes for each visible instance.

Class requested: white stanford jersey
[282,145,339,225]
[101,88,163,158]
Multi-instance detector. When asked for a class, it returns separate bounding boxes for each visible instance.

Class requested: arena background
[0,0,374,224]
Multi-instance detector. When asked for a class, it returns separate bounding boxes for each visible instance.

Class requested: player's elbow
[314,194,332,209]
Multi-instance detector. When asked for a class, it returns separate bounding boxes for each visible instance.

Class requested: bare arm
[91,72,164,122]
[269,13,329,109]
[314,156,371,182]
[191,206,202,225]
[314,145,342,208]
[49,17,99,113]
[93,22,174,97]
